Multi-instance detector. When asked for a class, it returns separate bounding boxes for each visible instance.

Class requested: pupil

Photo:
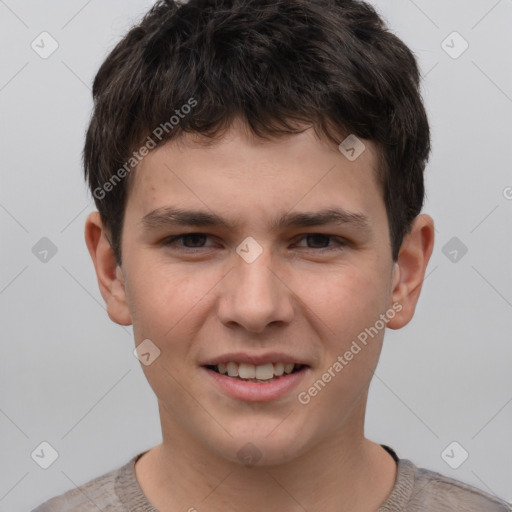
[184,234,206,247]
[307,234,329,248]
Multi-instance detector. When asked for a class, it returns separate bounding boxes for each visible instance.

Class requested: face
[93,121,420,466]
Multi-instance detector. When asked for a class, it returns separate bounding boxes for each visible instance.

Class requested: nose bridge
[218,243,294,332]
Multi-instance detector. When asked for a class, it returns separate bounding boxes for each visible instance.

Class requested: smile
[206,362,305,382]
[202,363,309,401]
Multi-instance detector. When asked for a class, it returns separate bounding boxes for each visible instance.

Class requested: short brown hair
[84,0,430,265]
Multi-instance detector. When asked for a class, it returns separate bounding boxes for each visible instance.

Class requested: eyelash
[162,233,347,253]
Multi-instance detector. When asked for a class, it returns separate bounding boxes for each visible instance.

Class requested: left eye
[294,234,345,250]
[163,233,345,251]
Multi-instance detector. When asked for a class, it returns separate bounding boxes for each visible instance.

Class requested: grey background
[0,1,511,510]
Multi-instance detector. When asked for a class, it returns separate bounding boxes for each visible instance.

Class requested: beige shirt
[32,448,511,511]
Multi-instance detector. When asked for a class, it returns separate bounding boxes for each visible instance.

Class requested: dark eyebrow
[140,207,371,233]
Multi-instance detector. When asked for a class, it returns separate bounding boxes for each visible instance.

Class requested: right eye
[162,233,216,251]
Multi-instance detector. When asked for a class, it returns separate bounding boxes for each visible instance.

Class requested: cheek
[300,264,388,336]
[126,262,224,341]
[296,271,387,421]
[299,265,389,400]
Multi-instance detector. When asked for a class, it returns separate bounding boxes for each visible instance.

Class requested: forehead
[125,123,385,232]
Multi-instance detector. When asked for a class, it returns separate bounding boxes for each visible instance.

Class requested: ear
[387,214,435,330]
[84,211,132,326]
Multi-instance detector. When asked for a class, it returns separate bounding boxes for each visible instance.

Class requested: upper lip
[201,352,310,367]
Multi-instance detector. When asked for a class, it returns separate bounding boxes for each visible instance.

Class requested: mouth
[199,351,312,402]
[203,362,307,383]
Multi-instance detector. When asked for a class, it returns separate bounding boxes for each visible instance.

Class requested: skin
[85,118,434,511]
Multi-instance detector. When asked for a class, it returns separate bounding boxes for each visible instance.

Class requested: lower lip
[202,366,309,402]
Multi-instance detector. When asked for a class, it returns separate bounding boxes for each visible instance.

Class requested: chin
[204,419,317,467]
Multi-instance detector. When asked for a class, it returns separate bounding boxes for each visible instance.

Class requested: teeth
[238,363,256,379]
[255,363,274,380]
[213,362,302,380]
[274,362,284,376]
[226,362,238,377]
[284,363,294,374]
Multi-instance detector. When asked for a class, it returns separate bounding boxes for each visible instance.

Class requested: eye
[162,233,215,250]
[294,234,347,251]
[161,233,347,253]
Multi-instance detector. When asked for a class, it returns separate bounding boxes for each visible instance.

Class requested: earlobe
[84,212,132,326]
[387,214,435,330]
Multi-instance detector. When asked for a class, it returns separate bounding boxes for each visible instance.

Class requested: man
[33,0,512,510]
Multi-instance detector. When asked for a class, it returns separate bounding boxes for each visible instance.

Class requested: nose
[217,247,295,334]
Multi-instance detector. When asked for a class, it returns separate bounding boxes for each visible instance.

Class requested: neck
[135,401,397,512]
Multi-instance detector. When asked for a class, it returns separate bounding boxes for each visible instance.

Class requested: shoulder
[395,458,512,511]
[30,455,137,512]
